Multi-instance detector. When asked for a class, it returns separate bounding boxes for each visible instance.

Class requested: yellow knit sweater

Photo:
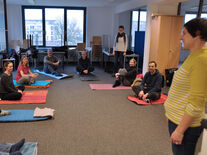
[164,47,207,127]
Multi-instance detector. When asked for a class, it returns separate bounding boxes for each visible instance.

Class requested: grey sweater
[0,73,18,94]
[44,55,59,65]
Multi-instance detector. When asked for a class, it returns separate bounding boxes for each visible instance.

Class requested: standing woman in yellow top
[164,18,207,155]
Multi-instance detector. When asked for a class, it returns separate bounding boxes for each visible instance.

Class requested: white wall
[118,11,131,38]
[86,7,114,47]
[112,10,131,48]
[7,4,23,47]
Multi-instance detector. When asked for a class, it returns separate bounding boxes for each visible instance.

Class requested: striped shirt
[164,47,207,127]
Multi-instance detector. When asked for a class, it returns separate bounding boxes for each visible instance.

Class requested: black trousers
[0,86,25,100]
[76,66,94,74]
[117,75,131,86]
[114,51,124,73]
[132,85,161,100]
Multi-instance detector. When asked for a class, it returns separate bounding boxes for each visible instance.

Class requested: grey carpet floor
[0,65,203,155]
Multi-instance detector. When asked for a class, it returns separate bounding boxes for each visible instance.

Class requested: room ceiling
[6,0,131,7]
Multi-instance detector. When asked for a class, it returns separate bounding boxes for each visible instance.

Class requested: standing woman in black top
[0,61,25,100]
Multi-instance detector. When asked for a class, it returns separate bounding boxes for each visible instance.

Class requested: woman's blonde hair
[130,58,137,65]
[20,56,29,67]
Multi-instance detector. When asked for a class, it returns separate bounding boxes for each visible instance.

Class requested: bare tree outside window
[45,8,64,46]
[67,10,84,45]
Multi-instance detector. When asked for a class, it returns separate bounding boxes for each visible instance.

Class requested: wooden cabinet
[149,15,184,77]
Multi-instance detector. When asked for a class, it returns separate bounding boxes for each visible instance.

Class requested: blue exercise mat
[34,69,73,80]
[13,80,51,87]
[0,110,51,122]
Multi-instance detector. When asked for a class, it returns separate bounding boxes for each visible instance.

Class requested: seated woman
[0,62,25,100]
[113,58,137,87]
[16,56,38,85]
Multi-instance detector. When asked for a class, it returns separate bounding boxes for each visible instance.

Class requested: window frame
[129,9,146,49]
[22,5,86,47]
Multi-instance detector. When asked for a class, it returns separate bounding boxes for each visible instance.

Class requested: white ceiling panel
[6,0,131,7]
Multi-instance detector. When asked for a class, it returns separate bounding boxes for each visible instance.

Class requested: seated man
[132,61,162,103]
[43,49,62,76]
[76,51,94,75]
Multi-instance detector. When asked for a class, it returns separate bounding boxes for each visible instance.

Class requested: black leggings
[132,85,161,101]
[0,86,25,100]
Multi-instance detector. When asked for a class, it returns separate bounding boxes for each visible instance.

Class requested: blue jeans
[43,63,59,74]
[168,120,203,155]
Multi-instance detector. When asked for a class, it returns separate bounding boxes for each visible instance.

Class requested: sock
[10,138,25,153]
[10,151,22,155]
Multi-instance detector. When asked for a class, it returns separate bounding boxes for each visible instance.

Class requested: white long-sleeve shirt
[113,34,128,52]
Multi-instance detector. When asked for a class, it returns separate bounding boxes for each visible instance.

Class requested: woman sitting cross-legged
[16,56,38,85]
[113,58,137,87]
[0,61,25,100]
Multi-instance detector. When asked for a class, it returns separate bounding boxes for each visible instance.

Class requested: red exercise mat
[89,84,131,90]
[127,94,168,105]
[0,90,48,104]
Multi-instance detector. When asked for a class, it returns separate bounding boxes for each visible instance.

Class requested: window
[45,8,64,46]
[67,10,84,46]
[139,11,147,31]
[130,10,147,48]
[201,13,207,18]
[22,6,86,47]
[24,9,43,46]
[0,0,6,51]
[131,11,138,48]
[184,14,196,23]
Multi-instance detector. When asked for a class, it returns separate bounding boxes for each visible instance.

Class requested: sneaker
[145,99,151,103]
[55,73,63,76]
[0,110,11,116]
[112,80,121,88]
